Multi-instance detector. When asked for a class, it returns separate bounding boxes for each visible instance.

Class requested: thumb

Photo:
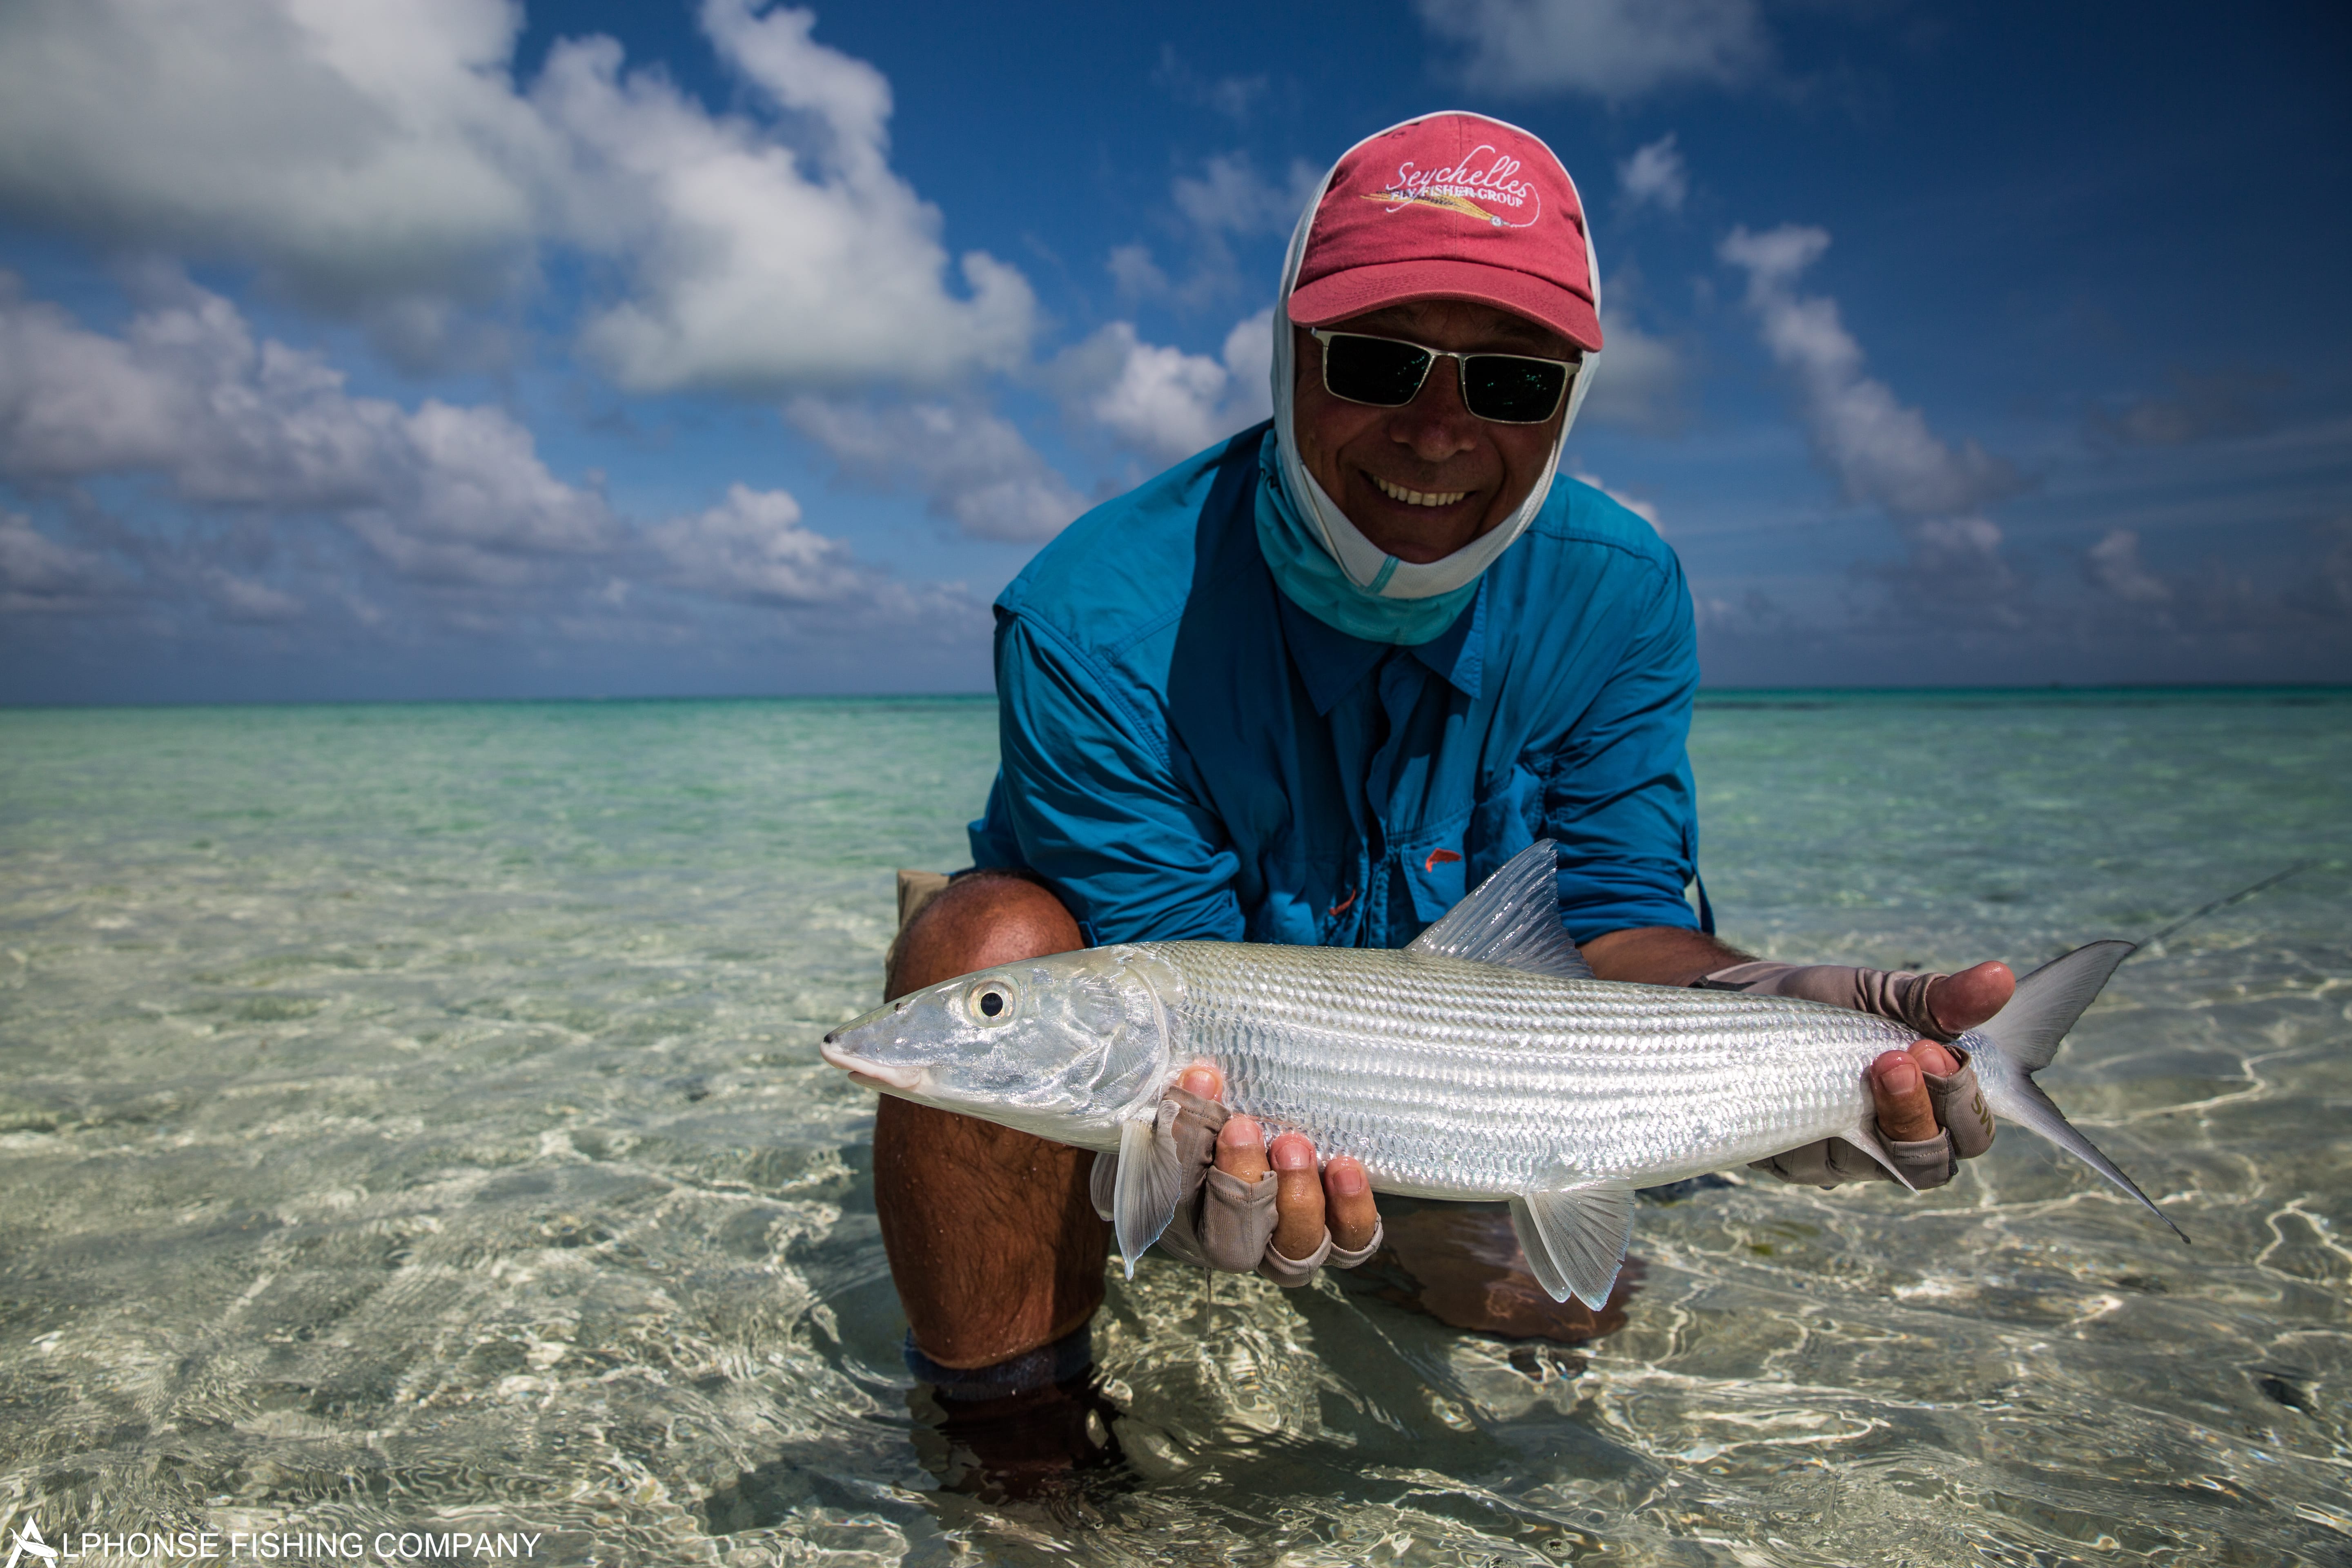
[1926,961,2013,1035]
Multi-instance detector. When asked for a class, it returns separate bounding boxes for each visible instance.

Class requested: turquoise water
[1,693,2346,1566]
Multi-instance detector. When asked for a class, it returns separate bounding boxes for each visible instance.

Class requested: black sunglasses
[1310,328,1579,425]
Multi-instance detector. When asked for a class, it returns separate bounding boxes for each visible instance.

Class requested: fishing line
[2128,861,2314,959]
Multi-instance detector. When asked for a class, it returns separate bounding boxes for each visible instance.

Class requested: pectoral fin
[1843,1116,1920,1192]
[1113,1107,1185,1278]
[1508,1182,1636,1310]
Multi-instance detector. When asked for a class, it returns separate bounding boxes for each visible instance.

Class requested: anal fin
[1508,1182,1637,1310]
[1113,1107,1185,1278]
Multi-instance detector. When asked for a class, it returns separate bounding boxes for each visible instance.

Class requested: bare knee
[887,871,1082,999]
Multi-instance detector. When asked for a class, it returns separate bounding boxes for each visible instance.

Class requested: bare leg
[1365,1203,1639,1343]
[871,871,1104,1369]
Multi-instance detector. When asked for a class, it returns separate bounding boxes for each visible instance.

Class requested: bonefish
[821,841,2185,1309]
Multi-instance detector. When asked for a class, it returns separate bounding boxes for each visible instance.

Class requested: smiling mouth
[1371,473,1470,508]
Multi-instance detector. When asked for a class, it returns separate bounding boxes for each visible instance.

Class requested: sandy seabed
[2,692,2346,1566]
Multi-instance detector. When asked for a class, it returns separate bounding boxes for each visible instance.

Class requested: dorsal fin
[1406,840,1594,980]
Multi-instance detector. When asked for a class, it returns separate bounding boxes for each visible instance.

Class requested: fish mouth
[819,1037,925,1093]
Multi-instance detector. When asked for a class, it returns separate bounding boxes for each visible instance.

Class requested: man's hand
[1209,1077,1381,1281]
[1099,1064,1381,1285]
[1864,958,2011,1137]
[1753,958,2012,1188]
[1583,926,2014,1189]
[1869,1040,1961,1142]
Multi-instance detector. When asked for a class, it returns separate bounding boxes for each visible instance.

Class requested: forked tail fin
[1962,939,2190,1243]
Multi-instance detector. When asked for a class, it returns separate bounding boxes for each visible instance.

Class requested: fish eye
[967,979,1016,1024]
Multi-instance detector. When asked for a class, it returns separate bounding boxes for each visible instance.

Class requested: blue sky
[1,0,2345,702]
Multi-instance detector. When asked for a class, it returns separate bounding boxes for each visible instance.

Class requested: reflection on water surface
[1,694,2346,1565]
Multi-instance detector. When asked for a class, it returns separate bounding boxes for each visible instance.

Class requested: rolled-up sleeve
[970,611,1245,944]
[1544,554,1702,942]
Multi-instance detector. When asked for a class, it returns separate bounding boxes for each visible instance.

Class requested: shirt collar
[1276,577,1486,715]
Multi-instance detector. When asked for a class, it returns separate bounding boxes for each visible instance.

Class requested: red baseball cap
[1286,112,1601,354]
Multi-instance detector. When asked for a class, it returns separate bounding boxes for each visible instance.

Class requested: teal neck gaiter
[1252,431,1479,646]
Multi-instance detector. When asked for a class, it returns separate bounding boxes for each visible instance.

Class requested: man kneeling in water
[874,112,2007,1492]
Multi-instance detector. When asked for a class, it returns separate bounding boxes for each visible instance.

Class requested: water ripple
[1,695,2346,1565]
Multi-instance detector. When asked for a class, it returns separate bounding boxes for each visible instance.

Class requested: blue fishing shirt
[969,424,1705,949]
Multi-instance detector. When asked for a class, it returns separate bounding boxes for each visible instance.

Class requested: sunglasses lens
[1322,334,1431,407]
[1463,356,1570,423]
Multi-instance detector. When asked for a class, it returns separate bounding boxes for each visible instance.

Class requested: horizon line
[5,680,2352,713]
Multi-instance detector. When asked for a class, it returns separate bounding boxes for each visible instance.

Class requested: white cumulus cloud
[1049,309,1274,466]
[198,565,307,624]
[2085,528,2172,605]
[1579,308,1683,434]
[0,0,1036,390]
[0,510,124,613]
[0,275,960,643]
[1862,515,2025,625]
[650,483,956,622]
[1618,134,1688,212]
[1906,516,2016,598]
[1172,155,1320,238]
[1152,48,1268,123]
[1415,0,1770,101]
[1567,467,1660,528]
[0,0,553,316]
[0,272,617,587]
[786,398,1087,543]
[547,1,1036,392]
[1118,156,1319,309]
[1090,330,1232,459]
[1107,243,1172,300]
[1719,223,2019,519]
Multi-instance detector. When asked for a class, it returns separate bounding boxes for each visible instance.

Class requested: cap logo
[1362,145,1541,230]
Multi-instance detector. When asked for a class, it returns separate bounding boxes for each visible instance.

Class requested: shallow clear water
[1,692,2346,1566]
